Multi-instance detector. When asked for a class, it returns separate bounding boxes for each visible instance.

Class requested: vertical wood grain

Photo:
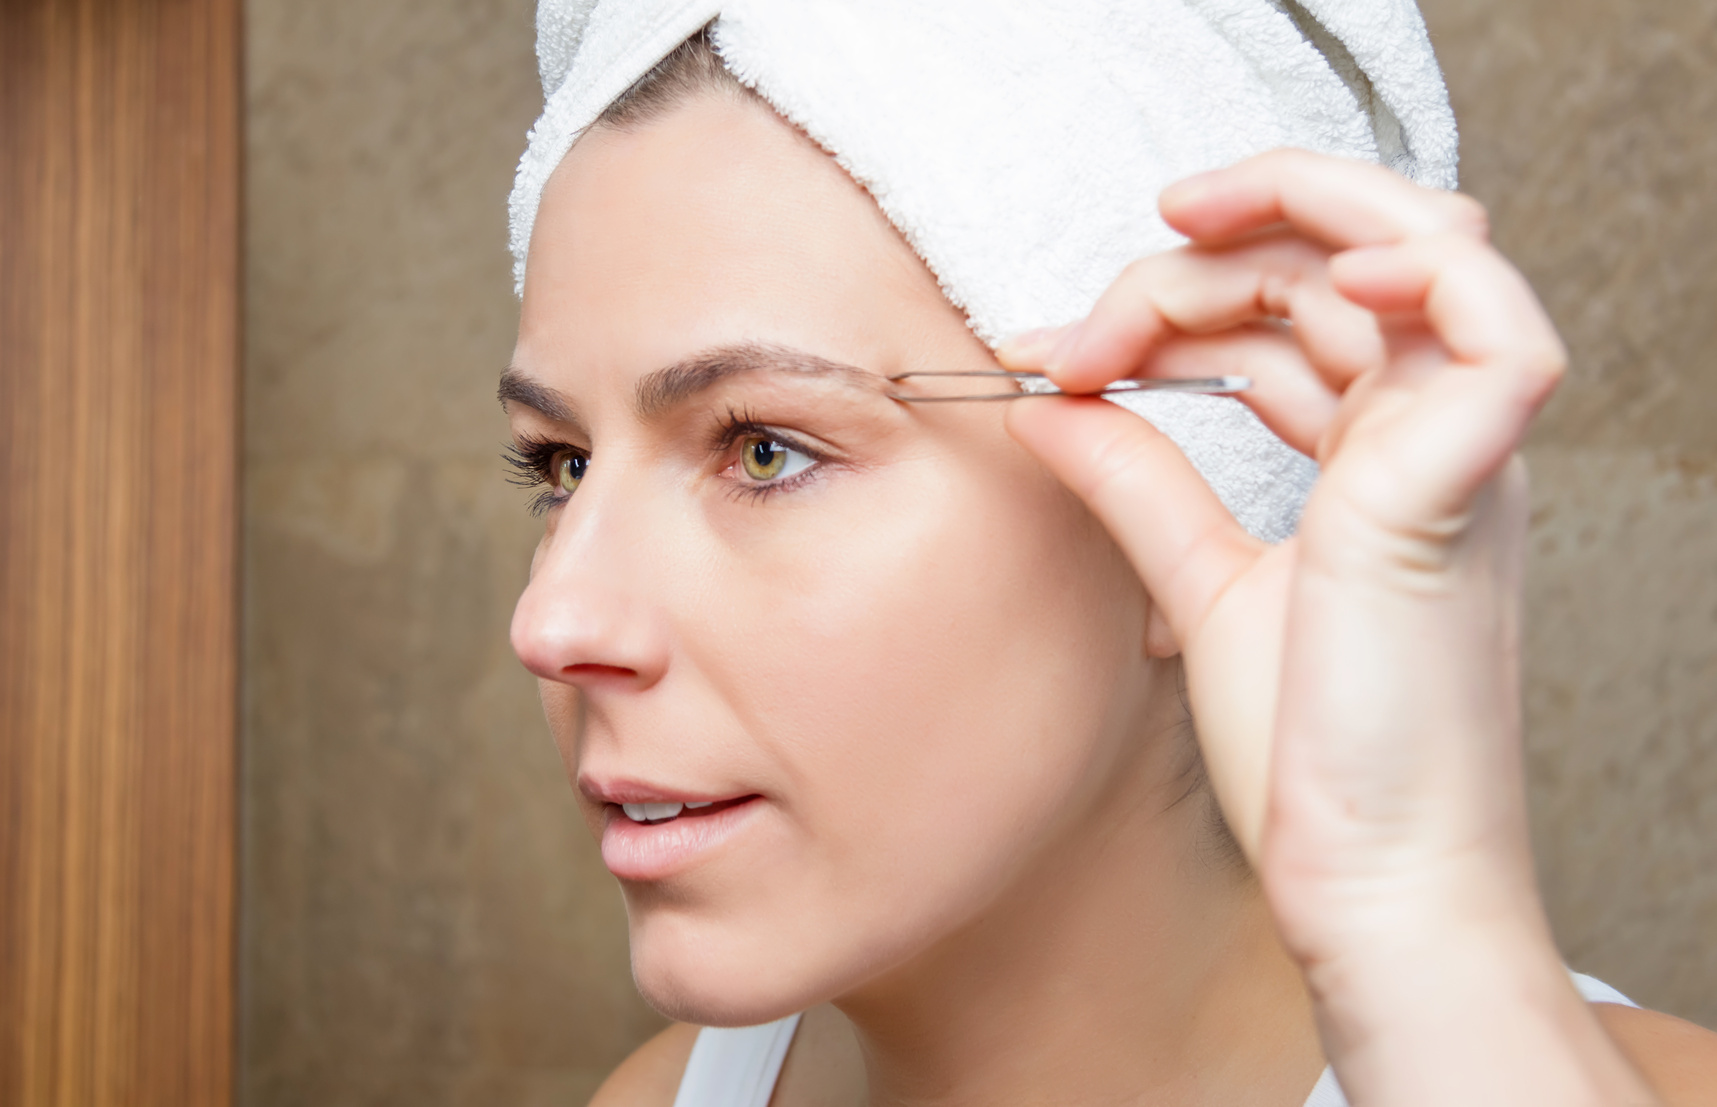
[0,0,240,1104]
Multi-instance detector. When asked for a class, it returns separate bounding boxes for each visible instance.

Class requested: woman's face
[508,90,1170,1025]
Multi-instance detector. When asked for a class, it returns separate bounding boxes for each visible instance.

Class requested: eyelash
[503,435,585,516]
[712,406,828,502]
[502,409,828,513]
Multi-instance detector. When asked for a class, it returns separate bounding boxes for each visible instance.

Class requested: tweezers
[886,371,1251,402]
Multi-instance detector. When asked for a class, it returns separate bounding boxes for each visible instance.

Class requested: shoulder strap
[671,1014,802,1107]
[1570,972,1638,1007]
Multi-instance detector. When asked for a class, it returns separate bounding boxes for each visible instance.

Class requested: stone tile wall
[242,3,662,1104]
[1421,0,1717,1027]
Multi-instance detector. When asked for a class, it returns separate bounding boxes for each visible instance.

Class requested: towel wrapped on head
[509,0,1459,542]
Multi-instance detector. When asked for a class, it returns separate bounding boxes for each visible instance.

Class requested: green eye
[740,436,787,480]
[551,449,586,495]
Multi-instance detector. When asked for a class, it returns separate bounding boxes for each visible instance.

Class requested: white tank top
[670,973,1635,1107]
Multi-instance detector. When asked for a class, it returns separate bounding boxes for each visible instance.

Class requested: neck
[834,749,1323,1107]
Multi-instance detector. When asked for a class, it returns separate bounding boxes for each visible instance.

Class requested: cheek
[680,447,1148,939]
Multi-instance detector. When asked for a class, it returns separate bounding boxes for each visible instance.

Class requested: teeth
[617,799,730,821]
[621,801,685,823]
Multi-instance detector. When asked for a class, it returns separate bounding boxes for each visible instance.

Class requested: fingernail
[1046,322,1085,377]
[1161,169,1219,208]
[996,325,1065,368]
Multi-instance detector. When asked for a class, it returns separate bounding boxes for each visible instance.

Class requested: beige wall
[1421,0,1717,1027]
[240,1,1717,1103]
[241,3,662,1104]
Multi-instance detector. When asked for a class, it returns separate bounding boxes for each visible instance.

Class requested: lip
[600,795,763,881]
[582,776,747,806]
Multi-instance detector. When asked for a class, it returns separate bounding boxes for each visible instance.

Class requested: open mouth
[614,796,755,825]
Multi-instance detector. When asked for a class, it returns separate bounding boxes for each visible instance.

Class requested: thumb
[1007,396,1283,854]
[1005,396,1260,648]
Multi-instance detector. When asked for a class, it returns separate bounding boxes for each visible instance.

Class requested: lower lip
[600,798,762,882]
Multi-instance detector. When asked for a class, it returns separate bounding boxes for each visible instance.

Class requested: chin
[635,972,802,1028]
[626,901,901,1027]
[630,925,817,1026]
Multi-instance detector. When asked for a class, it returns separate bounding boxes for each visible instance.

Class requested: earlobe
[1144,597,1180,659]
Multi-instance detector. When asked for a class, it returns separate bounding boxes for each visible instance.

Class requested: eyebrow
[497,368,576,422]
[499,343,883,423]
[636,343,881,417]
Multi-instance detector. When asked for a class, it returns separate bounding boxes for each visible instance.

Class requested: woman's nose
[509,500,671,691]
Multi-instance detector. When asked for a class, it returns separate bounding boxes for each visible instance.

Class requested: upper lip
[580,776,752,806]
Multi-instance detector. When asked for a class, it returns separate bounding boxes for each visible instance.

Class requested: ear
[1144,595,1180,659]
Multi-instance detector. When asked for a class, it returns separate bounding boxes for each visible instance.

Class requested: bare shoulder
[587,1022,701,1107]
[1595,1003,1717,1106]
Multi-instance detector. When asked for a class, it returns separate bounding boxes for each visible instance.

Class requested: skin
[505,87,1717,1106]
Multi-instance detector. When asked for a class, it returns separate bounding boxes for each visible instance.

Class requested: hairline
[592,26,755,134]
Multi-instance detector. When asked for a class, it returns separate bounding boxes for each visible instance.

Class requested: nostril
[563,663,638,681]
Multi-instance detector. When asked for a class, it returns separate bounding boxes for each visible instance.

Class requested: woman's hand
[1000,150,1658,1106]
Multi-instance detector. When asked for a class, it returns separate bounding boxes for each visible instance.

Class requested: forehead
[517,92,947,381]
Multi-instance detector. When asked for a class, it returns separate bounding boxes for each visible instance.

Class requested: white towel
[510,1,1459,541]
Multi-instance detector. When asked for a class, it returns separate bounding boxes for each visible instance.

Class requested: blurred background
[238,1,1717,1104]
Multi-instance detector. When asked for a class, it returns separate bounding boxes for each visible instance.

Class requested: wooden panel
[0,0,240,1104]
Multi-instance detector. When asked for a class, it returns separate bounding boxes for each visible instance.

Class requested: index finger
[1159,149,1490,250]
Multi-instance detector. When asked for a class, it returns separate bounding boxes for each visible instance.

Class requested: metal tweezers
[886,370,1251,402]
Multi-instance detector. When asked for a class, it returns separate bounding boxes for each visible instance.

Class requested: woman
[500,6,1717,1105]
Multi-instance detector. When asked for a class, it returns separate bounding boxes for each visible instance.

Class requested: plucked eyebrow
[491,341,879,423]
[499,343,884,425]
[633,343,883,418]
